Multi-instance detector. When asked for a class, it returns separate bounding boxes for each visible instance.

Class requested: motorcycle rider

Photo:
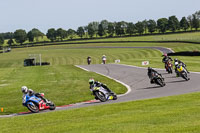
[87,56,91,65]
[174,58,189,76]
[89,78,112,93]
[102,55,106,64]
[147,67,163,84]
[21,86,50,103]
[162,53,173,71]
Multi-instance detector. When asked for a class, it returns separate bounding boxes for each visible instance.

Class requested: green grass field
[1,92,200,133]
[1,32,200,132]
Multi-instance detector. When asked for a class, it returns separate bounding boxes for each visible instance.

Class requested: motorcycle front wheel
[27,102,39,113]
[94,91,107,102]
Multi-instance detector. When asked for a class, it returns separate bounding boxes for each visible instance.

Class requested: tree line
[0,10,200,47]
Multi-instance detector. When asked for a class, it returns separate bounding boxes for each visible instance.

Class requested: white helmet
[21,86,28,94]
[174,62,179,66]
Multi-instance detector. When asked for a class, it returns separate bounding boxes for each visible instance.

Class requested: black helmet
[174,58,178,62]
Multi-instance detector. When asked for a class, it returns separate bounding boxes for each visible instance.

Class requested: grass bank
[1,92,200,133]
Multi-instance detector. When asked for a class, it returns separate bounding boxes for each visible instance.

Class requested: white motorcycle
[91,86,117,102]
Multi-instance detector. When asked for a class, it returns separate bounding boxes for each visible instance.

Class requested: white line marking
[75,65,131,97]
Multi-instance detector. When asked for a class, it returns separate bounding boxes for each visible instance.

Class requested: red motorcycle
[165,61,173,74]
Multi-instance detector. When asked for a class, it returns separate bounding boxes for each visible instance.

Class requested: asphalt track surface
[1,47,200,117]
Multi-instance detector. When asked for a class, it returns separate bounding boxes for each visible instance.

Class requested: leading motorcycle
[166,61,173,74]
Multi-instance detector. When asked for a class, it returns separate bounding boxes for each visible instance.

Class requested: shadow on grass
[168,51,200,56]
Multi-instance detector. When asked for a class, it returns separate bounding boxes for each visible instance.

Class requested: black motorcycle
[151,73,166,87]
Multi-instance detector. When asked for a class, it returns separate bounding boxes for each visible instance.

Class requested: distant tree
[180,17,189,31]
[107,22,115,37]
[57,28,67,40]
[14,29,27,44]
[31,28,44,41]
[100,20,109,36]
[0,35,4,46]
[147,19,157,34]
[115,21,126,36]
[46,28,57,42]
[77,26,85,38]
[192,14,200,30]
[98,24,105,37]
[89,22,99,37]
[135,21,144,35]
[187,15,193,30]
[0,32,14,39]
[27,31,34,42]
[84,26,88,38]
[7,38,14,46]
[168,15,180,32]
[195,10,200,19]
[87,23,95,38]
[126,22,136,35]
[157,18,168,33]
[67,29,76,39]
[142,19,148,34]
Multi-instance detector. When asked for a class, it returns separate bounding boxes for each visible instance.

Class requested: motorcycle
[87,57,91,65]
[177,65,190,81]
[22,93,56,113]
[151,73,166,87]
[92,86,117,102]
[166,61,173,74]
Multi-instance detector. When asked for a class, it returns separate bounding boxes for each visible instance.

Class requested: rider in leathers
[21,86,50,103]
[147,67,163,84]
[89,79,112,93]
[162,54,173,71]
[174,58,189,76]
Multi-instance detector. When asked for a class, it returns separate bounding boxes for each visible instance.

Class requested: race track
[1,47,200,117]
[44,64,200,112]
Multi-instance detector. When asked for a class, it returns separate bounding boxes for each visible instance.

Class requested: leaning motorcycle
[176,65,190,81]
[92,86,117,102]
[152,73,166,87]
[166,61,173,74]
[22,93,56,113]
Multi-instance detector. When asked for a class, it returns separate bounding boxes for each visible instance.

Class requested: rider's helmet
[89,78,95,85]
[28,89,34,96]
[148,67,152,72]
[163,53,167,57]
[21,86,28,94]
[174,58,178,62]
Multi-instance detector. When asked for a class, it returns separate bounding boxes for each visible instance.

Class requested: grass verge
[1,92,200,133]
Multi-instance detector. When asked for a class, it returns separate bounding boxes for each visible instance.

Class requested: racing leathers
[23,89,49,103]
[90,81,112,93]
[148,68,163,84]
[162,56,173,70]
[174,60,189,76]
